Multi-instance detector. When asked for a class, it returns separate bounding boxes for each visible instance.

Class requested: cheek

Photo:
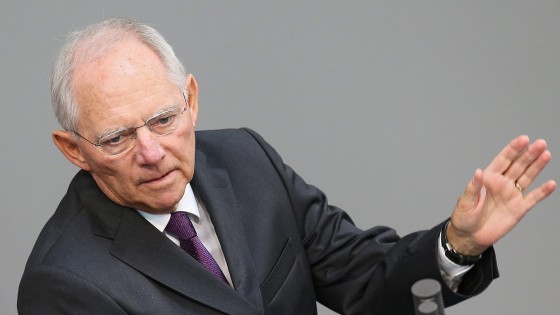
[178,121,194,137]
[169,129,196,173]
[94,162,139,197]
[79,146,111,171]
[173,126,195,153]
[84,149,134,181]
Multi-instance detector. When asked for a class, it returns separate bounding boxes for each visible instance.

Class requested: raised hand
[447,135,556,256]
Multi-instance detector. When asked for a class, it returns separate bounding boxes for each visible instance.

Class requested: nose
[134,127,165,165]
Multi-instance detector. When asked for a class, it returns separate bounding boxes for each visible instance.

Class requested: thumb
[457,169,484,210]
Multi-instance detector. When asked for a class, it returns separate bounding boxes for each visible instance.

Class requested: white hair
[51,18,187,131]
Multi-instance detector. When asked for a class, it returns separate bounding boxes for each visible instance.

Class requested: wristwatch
[441,220,482,266]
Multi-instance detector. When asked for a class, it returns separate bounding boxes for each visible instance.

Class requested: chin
[144,194,184,213]
[140,181,187,210]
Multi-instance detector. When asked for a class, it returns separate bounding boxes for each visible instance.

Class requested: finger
[514,149,552,190]
[523,180,557,210]
[486,135,530,174]
[457,169,484,210]
[503,139,548,181]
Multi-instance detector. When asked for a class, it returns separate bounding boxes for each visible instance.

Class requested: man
[18,18,556,314]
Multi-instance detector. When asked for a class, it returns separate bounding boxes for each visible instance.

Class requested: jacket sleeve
[242,128,498,315]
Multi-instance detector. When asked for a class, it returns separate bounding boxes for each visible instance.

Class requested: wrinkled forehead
[71,39,179,128]
[73,37,165,87]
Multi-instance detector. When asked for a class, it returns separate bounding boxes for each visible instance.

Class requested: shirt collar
[137,183,199,232]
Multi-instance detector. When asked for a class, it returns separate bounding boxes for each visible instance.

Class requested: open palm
[448,136,556,256]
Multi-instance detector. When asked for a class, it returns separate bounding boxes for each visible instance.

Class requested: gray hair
[51,18,187,131]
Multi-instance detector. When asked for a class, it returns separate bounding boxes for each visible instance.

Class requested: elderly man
[18,18,556,314]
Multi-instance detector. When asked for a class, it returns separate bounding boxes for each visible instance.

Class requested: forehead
[72,38,180,129]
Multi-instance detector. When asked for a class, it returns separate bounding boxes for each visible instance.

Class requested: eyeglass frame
[71,90,190,156]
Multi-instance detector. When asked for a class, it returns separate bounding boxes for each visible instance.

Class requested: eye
[100,136,122,147]
[99,131,129,146]
[148,112,178,130]
[155,114,175,126]
[108,135,123,144]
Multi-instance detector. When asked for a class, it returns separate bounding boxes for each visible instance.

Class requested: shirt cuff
[438,231,474,292]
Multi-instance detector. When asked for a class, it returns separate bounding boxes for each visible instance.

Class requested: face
[54,38,199,214]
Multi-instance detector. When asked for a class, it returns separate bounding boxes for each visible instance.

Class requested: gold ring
[515,181,525,193]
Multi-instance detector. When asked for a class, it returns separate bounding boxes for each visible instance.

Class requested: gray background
[1,1,559,314]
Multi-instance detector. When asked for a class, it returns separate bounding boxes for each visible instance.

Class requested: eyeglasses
[73,92,189,157]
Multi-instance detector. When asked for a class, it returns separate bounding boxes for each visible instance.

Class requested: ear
[184,74,199,127]
[52,130,92,171]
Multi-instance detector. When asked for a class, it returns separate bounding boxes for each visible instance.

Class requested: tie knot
[165,212,197,241]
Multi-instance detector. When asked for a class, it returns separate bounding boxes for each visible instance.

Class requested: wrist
[441,221,483,266]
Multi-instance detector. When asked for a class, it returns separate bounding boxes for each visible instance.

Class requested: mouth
[141,170,174,185]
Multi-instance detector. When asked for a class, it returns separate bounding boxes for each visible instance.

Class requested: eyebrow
[146,105,182,120]
[94,104,183,141]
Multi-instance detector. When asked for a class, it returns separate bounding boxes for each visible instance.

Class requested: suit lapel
[78,171,260,314]
[192,150,264,314]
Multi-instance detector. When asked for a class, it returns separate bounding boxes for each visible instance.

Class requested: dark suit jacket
[18,128,498,314]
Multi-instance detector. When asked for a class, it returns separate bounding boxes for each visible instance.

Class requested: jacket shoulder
[195,128,283,166]
[22,171,99,270]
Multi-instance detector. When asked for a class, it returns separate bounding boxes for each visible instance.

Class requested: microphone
[411,279,445,315]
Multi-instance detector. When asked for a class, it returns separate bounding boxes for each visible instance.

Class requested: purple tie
[165,211,229,284]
